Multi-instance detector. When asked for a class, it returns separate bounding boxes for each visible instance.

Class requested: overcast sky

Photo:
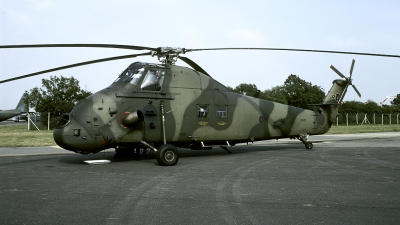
[1,0,399,110]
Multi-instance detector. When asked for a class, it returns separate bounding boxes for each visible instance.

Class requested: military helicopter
[1,44,399,166]
[0,93,27,122]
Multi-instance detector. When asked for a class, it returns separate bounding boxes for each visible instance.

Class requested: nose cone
[53,114,104,154]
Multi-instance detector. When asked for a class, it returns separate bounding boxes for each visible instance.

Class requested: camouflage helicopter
[1,44,399,166]
[0,93,27,122]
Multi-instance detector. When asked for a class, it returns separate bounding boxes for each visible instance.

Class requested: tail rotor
[330,59,361,100]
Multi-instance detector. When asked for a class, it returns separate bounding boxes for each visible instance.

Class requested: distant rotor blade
[185,47,400,58]
[330,65,346,79]
[352,84,361,98]
[178,56,210,76]
[0,44,156,51]
[349,59,355,77]
[0,52,152,84]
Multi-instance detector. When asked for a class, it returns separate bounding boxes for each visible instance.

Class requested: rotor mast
[152,47,186,65]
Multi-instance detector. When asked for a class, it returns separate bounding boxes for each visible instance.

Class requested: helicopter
[0,93,27,122]
[1,44,399,166]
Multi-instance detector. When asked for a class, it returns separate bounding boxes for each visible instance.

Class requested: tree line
[228,74,400,114]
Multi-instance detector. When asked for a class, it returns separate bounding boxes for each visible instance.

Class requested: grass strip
[0,124,55,147]
[0,123,399,147]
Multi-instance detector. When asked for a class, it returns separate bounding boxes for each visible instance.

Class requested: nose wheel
[297,134,313,149]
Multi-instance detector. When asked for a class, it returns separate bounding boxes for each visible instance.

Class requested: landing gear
[305,141,313,149]
[156,144,179,166]
[297,134,313,149]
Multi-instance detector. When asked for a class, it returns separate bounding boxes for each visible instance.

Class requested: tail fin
[15,93,28,112]
[322,79,349,105]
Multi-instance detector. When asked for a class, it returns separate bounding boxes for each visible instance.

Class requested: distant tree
[25,76,92,128]
[281,74,325,109]
[339,99,400,116]
[259,85,288,104]
[233,83,260,98]
[391,94,400,107]
[339,101,365,114]
[364,100,382,114]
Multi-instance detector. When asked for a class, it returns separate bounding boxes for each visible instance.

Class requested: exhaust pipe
[121,110,144,128]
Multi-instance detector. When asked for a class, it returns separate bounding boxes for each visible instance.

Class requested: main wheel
[305,141,313,149]
[156,144,179,166]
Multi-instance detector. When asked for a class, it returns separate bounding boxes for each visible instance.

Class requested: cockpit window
[130,68,145,85]
[140,69,166,91]
[113,62,144,83]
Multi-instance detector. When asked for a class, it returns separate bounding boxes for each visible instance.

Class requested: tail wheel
[156,144,179,166]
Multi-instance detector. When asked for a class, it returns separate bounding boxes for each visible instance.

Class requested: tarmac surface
[1,132,399,224]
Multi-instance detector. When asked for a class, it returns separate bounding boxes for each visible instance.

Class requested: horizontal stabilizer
[308,103,339,106]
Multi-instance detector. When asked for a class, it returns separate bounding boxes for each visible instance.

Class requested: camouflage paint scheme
[54,62,348,154]
[0,94,26,122]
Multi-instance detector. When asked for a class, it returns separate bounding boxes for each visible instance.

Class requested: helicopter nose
[53,114,103,154]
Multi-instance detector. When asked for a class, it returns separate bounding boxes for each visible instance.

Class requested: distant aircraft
[0,94,27,122]
[14,113,28,122]
[380,95,398,104]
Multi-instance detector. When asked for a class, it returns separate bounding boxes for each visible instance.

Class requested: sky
[1,0,400,110]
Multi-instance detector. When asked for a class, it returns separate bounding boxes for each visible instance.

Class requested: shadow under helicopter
[58,142,312,165]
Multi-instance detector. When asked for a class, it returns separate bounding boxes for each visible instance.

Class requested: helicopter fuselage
[53,61,333,154]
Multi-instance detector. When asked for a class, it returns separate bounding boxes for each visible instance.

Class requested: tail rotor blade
[330,65,346,79]
[338,85,349,103]
[352,85,361,98]
[349,59,355,77]
[330,59,361,100]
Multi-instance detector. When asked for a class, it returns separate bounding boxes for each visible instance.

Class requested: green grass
[0,123,399,147]
[0,124,56,147]
[327,124,400,134]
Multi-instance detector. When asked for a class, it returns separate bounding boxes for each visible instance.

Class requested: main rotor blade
[185,47,400,58]
[0,44,156,51]
[330,65,346,79]
[3,45,400,58]
[352,84,362,98]
[178,56,210,76]
[0,52,152,84]
[349,59,355,77]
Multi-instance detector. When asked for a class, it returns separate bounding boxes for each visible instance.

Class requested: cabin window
[197,105,208,118]
[216,106,227,118]
[141,69,166,91]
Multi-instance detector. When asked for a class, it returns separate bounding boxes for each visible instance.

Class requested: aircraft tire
[305,141,313,149]
[156,144,179,166]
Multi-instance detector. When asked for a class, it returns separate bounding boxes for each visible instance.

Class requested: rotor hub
[151,47,186,65]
